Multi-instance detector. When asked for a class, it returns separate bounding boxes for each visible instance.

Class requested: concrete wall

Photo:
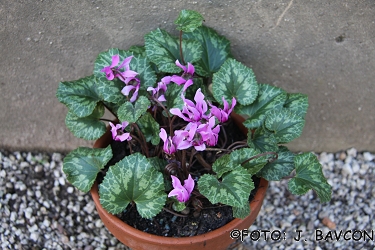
[1,0,374,153]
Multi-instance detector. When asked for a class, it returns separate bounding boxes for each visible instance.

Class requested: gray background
[0,0,374,153]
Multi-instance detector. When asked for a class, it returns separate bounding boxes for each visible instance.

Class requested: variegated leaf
[174,9,204,33]
[96,75,127,104]
[212,58,259,106]
[265,109,305,143]
[145,28,202,73]
[230,148,268,175]
[237,83,287,129]
[247,128,278,153]
[183,25,231,76]
[164,83,184,111]
[288,153,332,203]
[56,75,102,118]
[63,146,112,192]
[233,203,251,219]
[117,96,150,123]
[65,103,106,140]
[258,146,295,181]
[172,199,187,212]
[136,113,161,145]
[198,166,253,208]
[94,48,130,77]
[128,45,147,57]
[99,153,167,218]
[284,93,309,117]
[212,154,234,178]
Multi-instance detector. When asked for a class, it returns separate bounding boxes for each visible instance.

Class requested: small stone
[95,219,103,228]
[347,148,357,157]
[67,186,74,193]
[322,217,336,229]
[24,207,33,219]
[363,152,374,161]
[342,164,353,176]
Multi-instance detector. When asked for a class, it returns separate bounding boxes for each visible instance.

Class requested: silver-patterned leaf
[284,93,309,117]
[63,146,112,192]
[237,83,287,129]
[288,153,332,203]
[212,58,259,106]
[99,153,167,218]
[145,28,202,73]
[230,148,268,175]
[136,113,161,145]
[258,146,295,181]
[232,203,251,219]
[265,109,305,143]
[65,103,106,140]
[198,166,253,208]
[247,128,278,153]
[96,76,127,104]
[183,25,231,76]
[212,154,233,178]
[56,75,102,118]
[174,9,204,33]
[117,96,150,123]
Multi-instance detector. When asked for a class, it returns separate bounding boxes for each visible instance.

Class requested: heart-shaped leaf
[258,146,295,181]
[65,103,106,140]
[230,148,268,175]
[198,166,253,208]
[237,83,287,129]
[232,204,251,219]
[174,9,204,33]
[145,28,202,73]
[288,153,332,203]
[212,58,259,106]
[284,93,309,117]
[63,146,112,192]
[265,109,305,143]
[56,75,102,118]
[183,25,231,76]
[247,128,278,153]
[164,84,184,111]
[99,153,167,218]
[96,76,127,104]
[212,154,233,178]
[117,96,150,123]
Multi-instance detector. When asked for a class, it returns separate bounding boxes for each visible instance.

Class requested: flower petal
[183,174,195,194]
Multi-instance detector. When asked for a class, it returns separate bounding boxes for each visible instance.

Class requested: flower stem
[179,30,185,65]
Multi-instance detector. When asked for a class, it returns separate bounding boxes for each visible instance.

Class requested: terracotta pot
[90,115,268,250]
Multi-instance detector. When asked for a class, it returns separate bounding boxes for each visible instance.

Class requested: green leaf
[96,76,127,104]
[63,146,112,192]
[128,45,146,57]
[117,96,150,123]
[237,83,287,129]
[56,75,102,118]
[164,83,184,110]
[212,58,259,106]
[212,154,233,178]
[183,25,231,76]
[284,93,309,117]
[174,9,204,33]
[247,128,278,153]
[147,157,167,172]
[145,28,202,73]
[288,153,332,203]
[99,153,167,218]
[136,113,161,145]
[198,166,253,208]
[233,204,251,219]
[172,199,187,212]
[94,48,128,77]
[265,109,305,143]
[258,146,295,181]
[65,103,106,140]
[230,148,268,175]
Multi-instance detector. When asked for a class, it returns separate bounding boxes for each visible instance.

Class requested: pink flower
[147,76,171,102]
[170,60,195,91]
[159,128,192,155]
[159,128,177,155]
[210,97,237,123]
[121,78,140,102]
[101,55,138,82]
[109,121,132,142]
[170,88,209,123]
[184,117,220,151]
[168,174,195,202]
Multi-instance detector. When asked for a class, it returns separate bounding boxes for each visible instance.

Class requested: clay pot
[90,114,268,250]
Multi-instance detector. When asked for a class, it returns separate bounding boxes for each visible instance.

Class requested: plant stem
[179,30,185,65]
[132,123,149,158]
[195,153,212,171]
[241,151,278,166]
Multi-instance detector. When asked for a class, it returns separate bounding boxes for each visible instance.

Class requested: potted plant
[56,10,332,250]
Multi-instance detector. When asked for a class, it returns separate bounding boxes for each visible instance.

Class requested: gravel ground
[0,148,374,250]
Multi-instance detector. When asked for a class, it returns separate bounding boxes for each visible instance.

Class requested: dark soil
[96,117,260,237]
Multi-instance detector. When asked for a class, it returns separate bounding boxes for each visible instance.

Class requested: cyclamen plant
[56,10,332,220]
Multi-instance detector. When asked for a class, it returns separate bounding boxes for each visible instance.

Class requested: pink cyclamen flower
[147,76,172,102]
[170,60,195,91]
[159,128,177,155]
[121,78,140,102]
[184,116,220,151]
[168,174,195,202]
[210,97,237,123]
[109,121,132,142]
[170,88,209,123]
[101,54,138,82]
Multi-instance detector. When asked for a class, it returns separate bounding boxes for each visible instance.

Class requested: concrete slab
[0,0,374,152]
